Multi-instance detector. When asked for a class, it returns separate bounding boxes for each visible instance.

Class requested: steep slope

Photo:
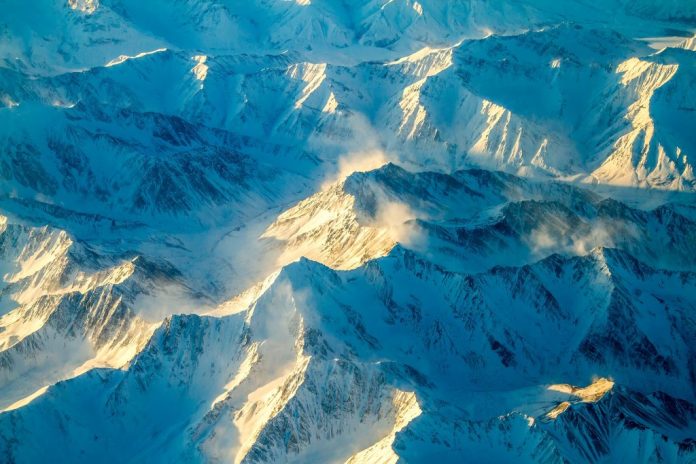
[0,102,312,225]
[383,25,696,188]
[3,3,695,196]
[0,215,205,411]
[1,247,695,462]
[264,164,696,273]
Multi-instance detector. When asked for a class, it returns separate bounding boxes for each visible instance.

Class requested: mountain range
[1,1,695,462]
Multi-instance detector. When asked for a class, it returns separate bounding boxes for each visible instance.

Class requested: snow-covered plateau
[0,0,695,462]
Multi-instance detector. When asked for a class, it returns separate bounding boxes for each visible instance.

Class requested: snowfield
[1,0,695,462]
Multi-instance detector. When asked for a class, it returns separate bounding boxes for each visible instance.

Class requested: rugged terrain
[0,1,695,463]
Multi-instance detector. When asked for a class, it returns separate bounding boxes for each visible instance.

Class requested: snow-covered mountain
[2,245,695,462]
[0,0,695,462]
